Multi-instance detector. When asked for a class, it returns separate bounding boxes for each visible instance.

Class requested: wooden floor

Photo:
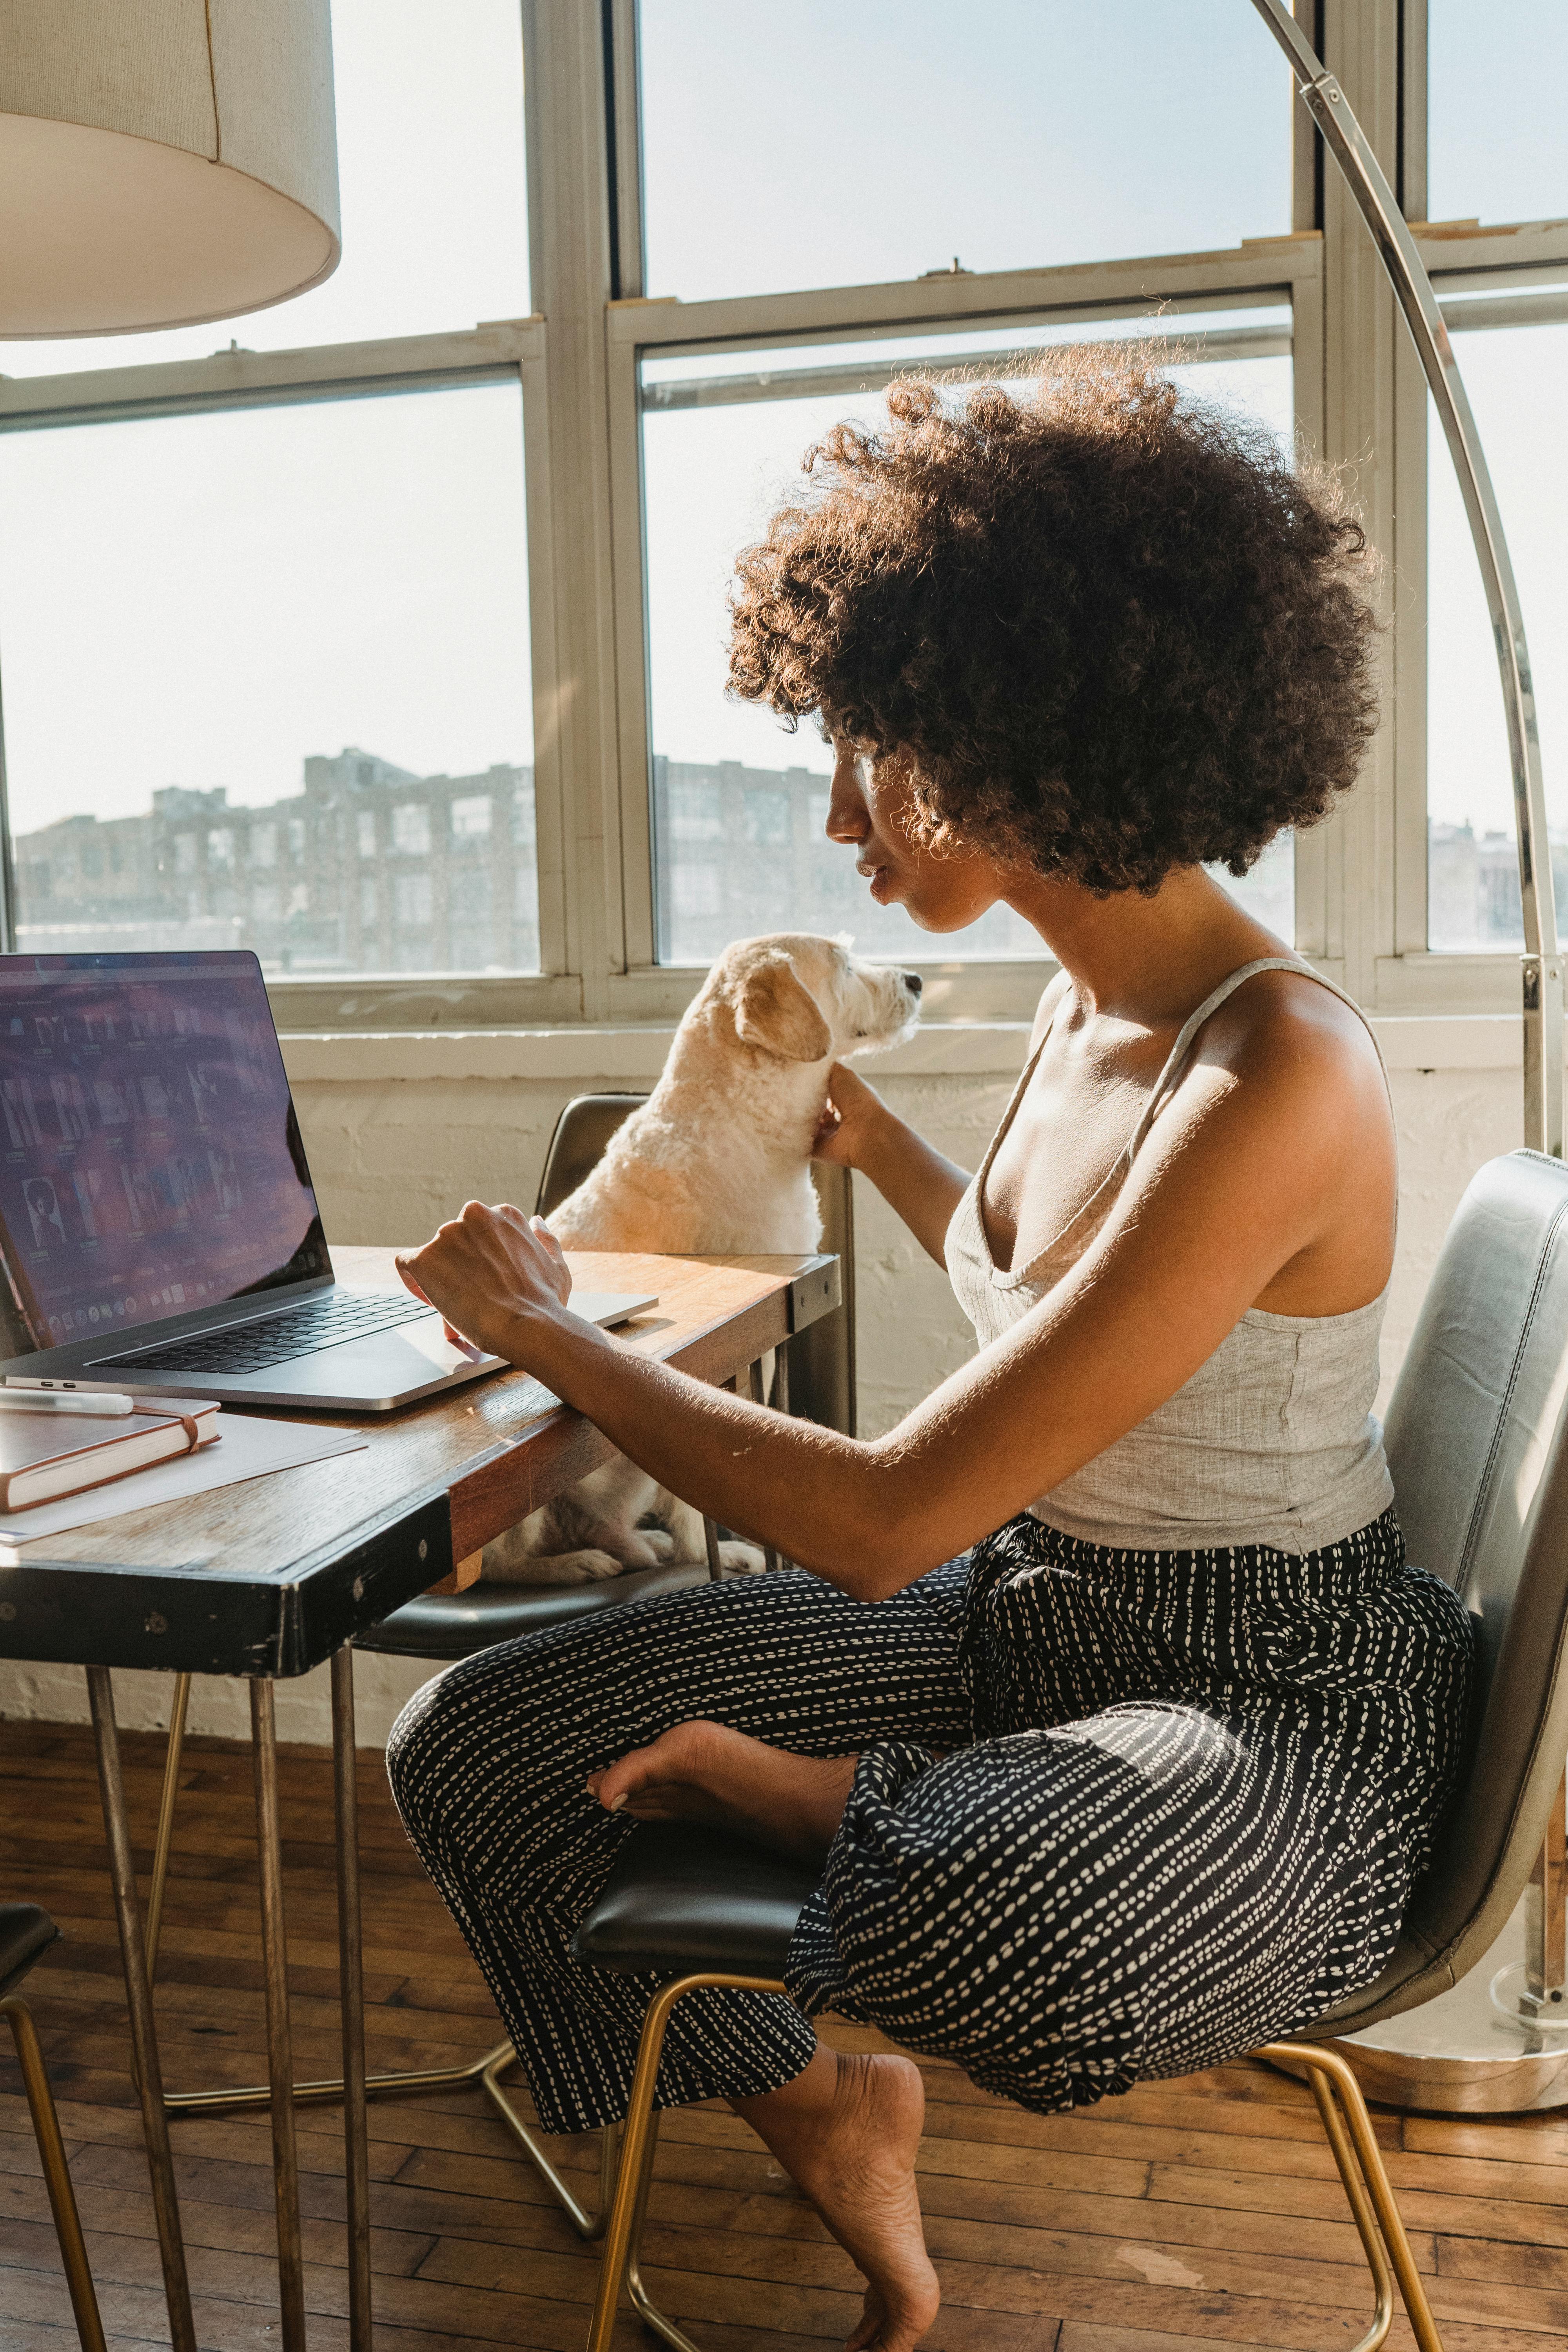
[2,1720,1564,2352]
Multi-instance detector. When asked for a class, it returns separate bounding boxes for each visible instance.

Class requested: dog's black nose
[903,971,923,996]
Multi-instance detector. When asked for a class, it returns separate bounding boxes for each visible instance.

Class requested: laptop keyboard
[89,1290,436,1376]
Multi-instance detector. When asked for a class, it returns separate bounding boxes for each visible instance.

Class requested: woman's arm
[812,1063,971,1264]
[400,985,1389,1603]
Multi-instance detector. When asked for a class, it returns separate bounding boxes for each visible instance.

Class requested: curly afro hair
[726,347,1380,894]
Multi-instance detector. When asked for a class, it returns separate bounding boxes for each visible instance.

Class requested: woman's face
[825,739,1004,933]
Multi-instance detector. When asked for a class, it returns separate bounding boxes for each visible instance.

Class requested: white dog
[481,933,922,1583]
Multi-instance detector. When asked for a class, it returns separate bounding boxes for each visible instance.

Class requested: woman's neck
[1002,864,1290,1027]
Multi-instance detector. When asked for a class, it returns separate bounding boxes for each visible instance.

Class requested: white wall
[0,1015,1526,1749]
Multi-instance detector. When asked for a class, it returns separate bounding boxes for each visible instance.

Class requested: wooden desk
[0,1249,838,2352]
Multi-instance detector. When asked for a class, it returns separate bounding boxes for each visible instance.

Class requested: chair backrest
[1316,1147,1568,2034]
[534,1093,857,1436]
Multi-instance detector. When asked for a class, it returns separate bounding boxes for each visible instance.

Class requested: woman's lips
[857,859,893,901]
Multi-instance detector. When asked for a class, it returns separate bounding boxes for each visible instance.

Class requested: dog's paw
[638,1527,678,1562]
[482,1546,625,1585]
[715,1541,767,1577]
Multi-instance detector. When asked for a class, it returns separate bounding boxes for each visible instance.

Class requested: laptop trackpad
[246,1319,510,1403]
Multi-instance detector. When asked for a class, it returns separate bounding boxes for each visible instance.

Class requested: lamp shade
[0,0,340,337]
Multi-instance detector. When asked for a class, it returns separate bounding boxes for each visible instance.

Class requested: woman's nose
[825,744,871,843]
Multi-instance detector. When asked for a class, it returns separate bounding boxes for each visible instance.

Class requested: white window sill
[279,1013,1532,1087]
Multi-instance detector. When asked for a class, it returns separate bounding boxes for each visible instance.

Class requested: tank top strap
[1125,956,1384,1163]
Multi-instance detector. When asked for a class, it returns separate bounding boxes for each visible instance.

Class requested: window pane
[1426,317,1568,951]
[1428,2,1568,229]
[0,0,527,380]
[0,384,537,978]
[642,314,1295,964]
[639,0,1290,304]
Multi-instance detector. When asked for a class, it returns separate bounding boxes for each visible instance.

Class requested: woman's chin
[895,895,991,935]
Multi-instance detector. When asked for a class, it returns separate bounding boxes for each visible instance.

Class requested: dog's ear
[734,955,833,1062]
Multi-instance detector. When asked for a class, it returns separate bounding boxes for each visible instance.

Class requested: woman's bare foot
[587,1720,857,1863]
[734,2043,938,2352]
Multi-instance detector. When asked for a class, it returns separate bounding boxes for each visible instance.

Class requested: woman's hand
[811,1062,889,1171]
[396,1203,573,1363]
[813,1060,973,1265]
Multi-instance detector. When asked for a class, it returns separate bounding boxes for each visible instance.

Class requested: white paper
[0,1412,368,1543]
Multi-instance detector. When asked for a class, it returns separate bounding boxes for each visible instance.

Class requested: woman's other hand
[812,1062,888,1170]
[396,1205,572,1363]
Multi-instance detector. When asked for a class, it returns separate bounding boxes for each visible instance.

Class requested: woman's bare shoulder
[1191,966,1393,1172]
[1207,967,1383,1088]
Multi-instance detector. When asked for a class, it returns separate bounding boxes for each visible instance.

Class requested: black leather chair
[1,1903,106,2350]
[144,1093,855,2243]
[569,1147,1568,2352]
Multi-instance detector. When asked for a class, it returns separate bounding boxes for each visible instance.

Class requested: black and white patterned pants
[385,1508,1471,2134]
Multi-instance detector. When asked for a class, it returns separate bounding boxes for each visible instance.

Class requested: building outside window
[0,4,1560,1027]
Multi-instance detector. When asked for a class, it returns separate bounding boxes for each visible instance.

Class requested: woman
[386,354,1472,2352]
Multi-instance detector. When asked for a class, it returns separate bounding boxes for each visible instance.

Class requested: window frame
[0,0,1562,1030]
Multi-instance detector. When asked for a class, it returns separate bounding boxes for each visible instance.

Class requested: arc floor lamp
[1252,0,1568,2107]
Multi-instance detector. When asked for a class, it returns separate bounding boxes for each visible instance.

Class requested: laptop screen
[0,951,330,1351]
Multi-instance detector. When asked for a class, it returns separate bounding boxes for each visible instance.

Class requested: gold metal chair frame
[584,1971,1446,2352]
[2,1986,108,2352]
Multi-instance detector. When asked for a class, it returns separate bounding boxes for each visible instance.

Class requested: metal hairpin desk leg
[251,1680,308,2352]
[331,1646,374,2349]
[83,1668,196,2352]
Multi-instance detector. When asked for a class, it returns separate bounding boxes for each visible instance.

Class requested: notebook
[0,1397,220,1512]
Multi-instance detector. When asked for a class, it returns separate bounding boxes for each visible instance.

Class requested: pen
[0,1390,135,1417]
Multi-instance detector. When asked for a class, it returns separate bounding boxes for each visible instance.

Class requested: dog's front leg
[481,1458,674,1584]
[658,1492,767,1577]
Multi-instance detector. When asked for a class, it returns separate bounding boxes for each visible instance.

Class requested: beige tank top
[944,957,1394,1556]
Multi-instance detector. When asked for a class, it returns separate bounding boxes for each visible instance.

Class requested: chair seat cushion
[0,1902,58,2000]
[356,1560,713,1659]
[570,1822,817,1979]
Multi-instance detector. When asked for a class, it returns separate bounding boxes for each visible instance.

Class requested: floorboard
[2,1718,1563,2351]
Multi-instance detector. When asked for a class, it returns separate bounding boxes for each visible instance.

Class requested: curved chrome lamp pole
[1250,0,1563,1158]
[1253,2,1568,2105]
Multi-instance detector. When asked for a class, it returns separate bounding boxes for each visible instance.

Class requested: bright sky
[0,0,1562,891]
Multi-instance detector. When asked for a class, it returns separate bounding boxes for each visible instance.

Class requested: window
[1426,317,1568,950]
[1411,2,1568,977]
[0,7,1560,1026]
[641,316,1295,965]
[0,384,535,976]
[452,795,493,839]
[640,0,1290,303]
[1427,2,1568,231]
[0,6,537,994]
[392,803,433,857]
[394,873,433,928]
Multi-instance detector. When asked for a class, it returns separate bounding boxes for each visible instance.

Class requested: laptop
[0,951,655,1412]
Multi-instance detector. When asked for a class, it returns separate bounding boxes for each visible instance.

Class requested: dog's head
[711,934,922,1065]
